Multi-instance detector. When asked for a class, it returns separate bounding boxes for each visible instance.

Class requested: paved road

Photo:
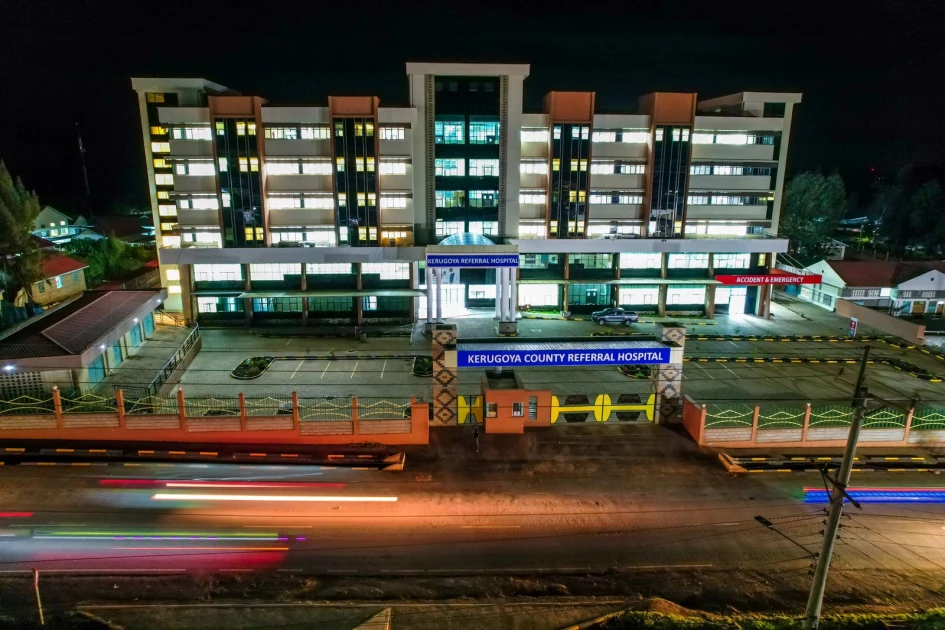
[0,426,942,580]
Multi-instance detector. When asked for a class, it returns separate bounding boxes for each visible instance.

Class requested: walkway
[99,324,195,396]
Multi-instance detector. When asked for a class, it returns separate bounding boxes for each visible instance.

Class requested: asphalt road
[0,436,943,581]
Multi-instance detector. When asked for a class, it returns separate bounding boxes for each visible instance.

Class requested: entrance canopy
[456,340,671,368]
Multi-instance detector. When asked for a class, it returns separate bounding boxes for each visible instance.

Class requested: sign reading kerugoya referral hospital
[457,347,671,368]
[426,254,520,268]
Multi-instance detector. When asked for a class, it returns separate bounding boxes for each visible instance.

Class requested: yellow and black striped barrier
[685,355,943,382]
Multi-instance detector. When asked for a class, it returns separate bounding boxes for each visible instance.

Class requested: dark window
[763,102,786,118]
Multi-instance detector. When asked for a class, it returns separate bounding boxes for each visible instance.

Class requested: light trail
[152,493,397,502]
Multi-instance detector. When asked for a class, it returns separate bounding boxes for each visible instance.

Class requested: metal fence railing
[909,406,945,431]
[356,397,412,421]
[298,397,353,422]
[126,394,179,416]
[184,396,240,417]
[756,405,807,430]
[244,394,293,417]
[807,404,854,428]
[60,392,118,414]
[0,395,55,416]
[703,403,755,428]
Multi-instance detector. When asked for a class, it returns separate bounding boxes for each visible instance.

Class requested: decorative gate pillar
[431,324,459,425]
[652,322,686,423]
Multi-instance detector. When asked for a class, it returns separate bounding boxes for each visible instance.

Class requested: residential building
[28,253,88,307]
[31,206,84,243]
[131,64,801,326]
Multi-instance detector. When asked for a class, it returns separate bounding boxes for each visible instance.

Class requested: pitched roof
[0,291,161,360]
[89,215,153,239]
[30,235,57,249]
[41,253,87,279]
[826,260,945,287]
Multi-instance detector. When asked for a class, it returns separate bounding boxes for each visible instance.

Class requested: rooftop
[41,253,87,279]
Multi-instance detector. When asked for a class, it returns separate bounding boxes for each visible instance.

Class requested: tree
[63,236,153,287]
[869,165,914,256]
[779,171,846,265]
[0,160,43,304]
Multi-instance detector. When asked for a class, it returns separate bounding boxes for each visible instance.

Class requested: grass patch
[231,356,274,379]
[599,609,945,630]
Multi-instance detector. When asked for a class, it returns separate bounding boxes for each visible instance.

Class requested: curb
[684,355,943,382]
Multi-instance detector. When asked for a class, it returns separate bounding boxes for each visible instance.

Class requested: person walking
[473,426,480,453]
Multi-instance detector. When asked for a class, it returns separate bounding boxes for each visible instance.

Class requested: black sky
[1,0,943,214]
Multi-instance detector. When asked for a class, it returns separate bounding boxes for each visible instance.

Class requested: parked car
[591,307,639,325]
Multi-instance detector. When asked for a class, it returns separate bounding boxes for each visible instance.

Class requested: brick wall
[859,428,906,442]
[0,416,57,430]
[299,421,353,436]
[360,420,410,434]
[62,414,119,429]
[187,418,241,432]
[807,427,850,441]
[126,415,180,430]
[756,428,803,443]
[909,430,945,444]
[247,417,294,431]
[30,270,86,307]
[704,427,752,442]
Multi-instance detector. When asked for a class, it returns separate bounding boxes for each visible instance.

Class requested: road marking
[244,525,312,529]
[350,360,359,378]
[617,564,713,570]
[290,360,304,380]
[380,360,387,379]
[285,339,291,347]
[320,363,331,379]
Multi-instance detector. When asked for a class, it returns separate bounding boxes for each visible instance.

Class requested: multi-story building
[132,63,800,329]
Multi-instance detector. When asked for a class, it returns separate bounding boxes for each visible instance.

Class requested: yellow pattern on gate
[550,393,656,424]
[457,395,483,424]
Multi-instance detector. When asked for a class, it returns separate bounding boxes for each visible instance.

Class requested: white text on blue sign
[426,254,520,268]
[457,349,670,367]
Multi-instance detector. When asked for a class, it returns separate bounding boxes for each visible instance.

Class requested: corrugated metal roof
[458,340,666,352]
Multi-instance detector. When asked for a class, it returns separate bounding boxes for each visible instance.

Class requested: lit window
[300,126,330,139]
[153,158,166,169]
[175,161,215,176]
[713,165,744,176]
[716,133,749,145]
[216,122,225,136]
[468,120,500,144]
[687,195,709,205]
[591,162,615,174]
[266,161,301,175]
[194,264,242,282]
[155,174,174,186]
[589,192,643,205]
[301,160,332,175]
[236,122,246,136]
[468,159,499,177]
[434,119,464,144]
[519,192,546,204]
[655,129,664,141]
[146,93,164,103]
[171,126,212,141]
[618,164,646,175]
[55,275,63,289]
[552,159,560,172]
[151,142,170,153]
[380,195,409,209]
[362,263,409,280]
[713,253,751,269]
[520,161,547,175]
[367,157,375,172]
[160,222,177,231]
[469,190,498,208]
[337,192,346,207]
[166,269,180,281]
[592,131,617,143]
[435,221,465,236]
[619,253,662,269]
[336,157,345,172]
[690,165,712,175]
[221,193,231,208]
[570,159,587,172]
[379,126,406,140]
[668,254,709,269]
[621,130,648,143]
[356,157,365,172]
[435,158,465,177]
[162,235,181,248]
[553,126,561,140]
[568,190,587,202]
[264,127,298,140]
[218,157,228,171]
[248,123,256,136]
[379,159,408,175]
[335,122,344,136]
[239,157,248,172]
[435,191,465,208]
[357,192,366,206]
[158,204,177,216]
[150,126,167,135]
[467,221,498,235]
[521,128,549,143]
[306,263,352,275]
[157,191,169,199]
[250,157,259,172]
[168,284,182,293]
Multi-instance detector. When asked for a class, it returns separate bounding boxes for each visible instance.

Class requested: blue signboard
[457,347,671,368]
[426,254,519,268]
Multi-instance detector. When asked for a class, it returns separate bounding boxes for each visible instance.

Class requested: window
[690,165,712,175]
[335,157,345,172]
[265,160,299,175]
[54,275,63,289]
[571,125,589,140]
[435,190,465,208]
[520,161,548,175]
[486,402,498,418]
[236,122,246,136]
[512,402,524,417]
[570,159,587,172]
[362,263,409,280]
[193,264,242,282]
[687,195,710,205]
[592,130,617,143]
[713,253,751,269]
[300,126,330,139]
[151,142,170,153]
[469,120,500,144]
[620,253,662,269]
[154,174,174,186]
[356,192,377,207]
[589,192,643,205]
[253,297,303,313]
[160,222,177,231]
[264,127,298,140]
[668,253,709,269]
[591,162,615,174]
[158,204,177,216]
[618,163,645,175]
[618,286,660,305]
[379,159,408,175]
[521,128,549,143]
[467,221,498,235]
[519,192,546,204]
[468,190,498,208]
[215,122,225,136]
[177,195,219,210]
[152,158,167,169]
[468,159,499,176]
[711,196,744,206]
[670,128,690,142]
[435,221,464,236]
[571,254,612,269]
[221,192,231,208]
[713,165,744,176]
[72,271,81,283]
[380,195,408,209]
[170,126,212,141]
[250,263,301,281]
[306,263,351,275]
[162,235,181,248]
[355,158,365,172]
[243,227,264,241]
[239,157,248,172]
[247,123,256,135]
[569,189,587,202]
[337,192,346,207]
[667,286,707,305]
[552,158,560,172]
[334,122,344,136]
[36,280,45,294]
[354,122,374,136]
[145,93,164,103]
[553,126,562,140]
[621,130,648,143]
[166,269,180,281]
[250,157,259,172]
[362,296,377,311]
[379,126,406,140]
[157,191,169,199]
[518,284,558,306]
[468,284,497,299]
[174,160,215,176]
[528,397,538,420]
[434,119,464,144]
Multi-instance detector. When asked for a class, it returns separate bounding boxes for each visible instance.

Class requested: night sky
[1,0,943,215]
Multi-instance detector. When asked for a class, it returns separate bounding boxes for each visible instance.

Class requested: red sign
[716,274,823,285]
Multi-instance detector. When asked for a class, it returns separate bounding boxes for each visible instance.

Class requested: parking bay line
[380,360,387,379]
[290,360,305,380]
[320,362,331,379]
[350,360,359,379]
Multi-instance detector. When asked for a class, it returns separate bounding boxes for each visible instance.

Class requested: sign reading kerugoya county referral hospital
[716,274,823,285]
[426,254,520,268]
[457,347,671,368]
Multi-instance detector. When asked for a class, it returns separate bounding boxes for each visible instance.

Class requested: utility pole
[803,345,870,629]
[76,122,92,218]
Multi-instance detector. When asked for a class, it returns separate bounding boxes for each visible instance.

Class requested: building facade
[131,63,800,327]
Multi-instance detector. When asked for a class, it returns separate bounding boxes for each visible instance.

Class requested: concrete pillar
[494,269,502,319]
[431,324,458,425]
[652,322,687,424]
[500,267,510,321]
[435,267,443,323]
[425,266,434,324]
[510,267,518,319]
[299,263,307,291]
[705,285,717,319]
[562,283,570,313]
[658,284,668,317]
[179,263,194,321]
[242,263,253,328]
[355,263,364,326]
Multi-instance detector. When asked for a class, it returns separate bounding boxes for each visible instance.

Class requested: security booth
[436,333,684,433]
